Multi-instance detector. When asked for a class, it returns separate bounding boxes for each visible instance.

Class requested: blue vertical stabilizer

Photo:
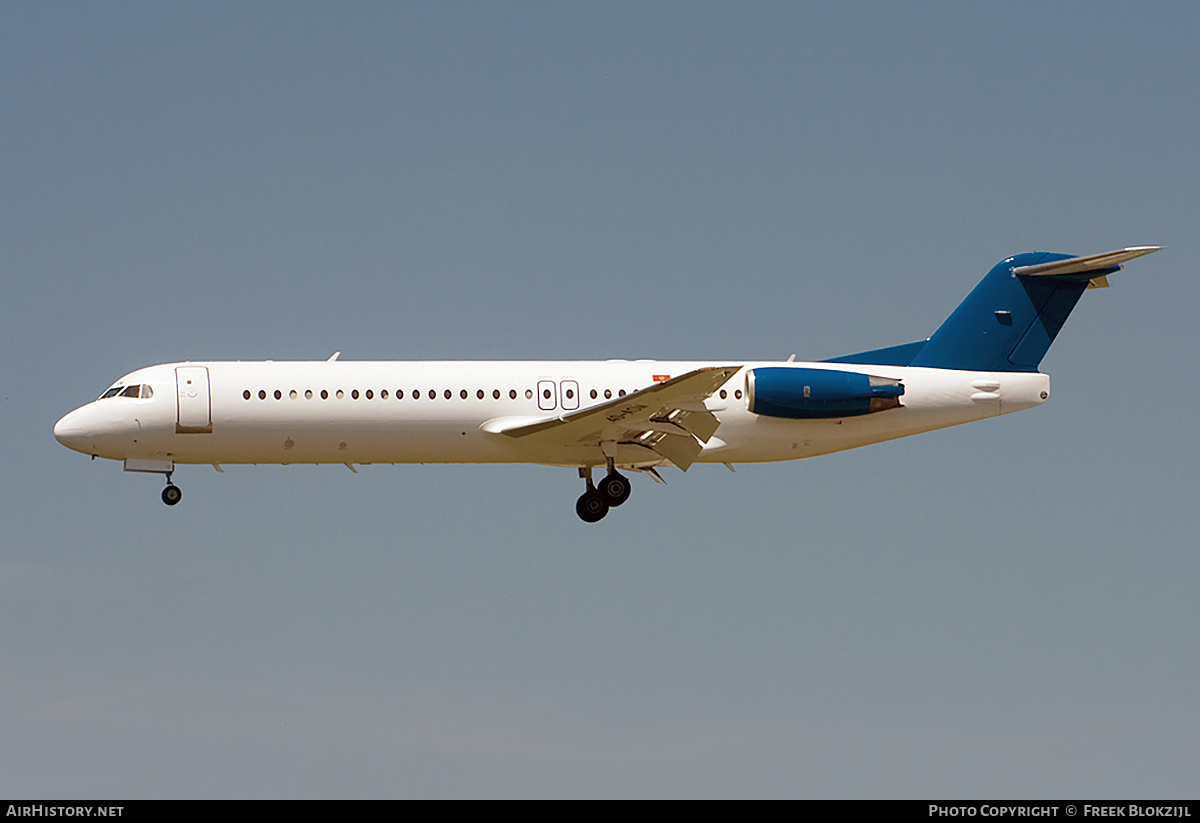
[909,252,1089,372]
[829,247,1160,372]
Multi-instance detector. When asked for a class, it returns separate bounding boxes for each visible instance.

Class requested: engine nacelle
[746,367,904,419]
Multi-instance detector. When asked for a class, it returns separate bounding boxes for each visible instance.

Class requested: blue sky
[3,2,1198,797]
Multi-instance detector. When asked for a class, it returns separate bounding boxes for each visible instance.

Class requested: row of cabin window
[242,387,634,402]
[241,386,744,402]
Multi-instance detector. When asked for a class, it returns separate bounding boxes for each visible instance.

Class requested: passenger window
[618,389,626,397]
[590,389,597,399]
[525,389,533,399]
[336,389,344,399]
[720,389,727,399]
[289,389,298,399]
[321,390,328,400]
[351,389,359,399]
[366,389,374,400]
[259,390,267,400]
[493,389,501,399]
[428,389,436,400]
[243,390,251,400]
[274,390,282,400]
[444,389,452,400]
[305,390,313,399]
[476,389,484,399]
[604,389,612,399]
[381,389,388,399]
[509,389,517,399]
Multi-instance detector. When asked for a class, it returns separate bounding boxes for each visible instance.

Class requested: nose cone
[55,400,144,459]
[54,406,93,453]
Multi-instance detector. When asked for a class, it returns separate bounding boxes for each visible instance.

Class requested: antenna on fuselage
[327,351,341,362]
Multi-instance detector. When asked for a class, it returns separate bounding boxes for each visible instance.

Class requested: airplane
[54,246,1159,522]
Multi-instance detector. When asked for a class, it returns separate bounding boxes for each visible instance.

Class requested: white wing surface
[485,365,742,469]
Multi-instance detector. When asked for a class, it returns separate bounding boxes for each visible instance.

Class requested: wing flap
[669,408,721,442]
[646,432,704,470]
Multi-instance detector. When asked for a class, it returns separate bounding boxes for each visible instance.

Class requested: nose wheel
[161,474,182,506]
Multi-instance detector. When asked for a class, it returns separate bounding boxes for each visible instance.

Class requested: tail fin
[829,246,1160,372]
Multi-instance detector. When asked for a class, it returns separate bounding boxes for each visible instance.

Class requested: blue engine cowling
[746,367,904,419]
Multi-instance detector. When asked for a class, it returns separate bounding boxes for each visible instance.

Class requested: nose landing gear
[122,460,183,506]
[161,473,182,506]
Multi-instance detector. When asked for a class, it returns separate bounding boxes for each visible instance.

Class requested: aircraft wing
[486,365,742,469]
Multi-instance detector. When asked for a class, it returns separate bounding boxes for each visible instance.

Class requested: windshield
[98,384,153,400]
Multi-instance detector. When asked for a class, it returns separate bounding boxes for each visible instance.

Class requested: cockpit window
[100,384,152,399]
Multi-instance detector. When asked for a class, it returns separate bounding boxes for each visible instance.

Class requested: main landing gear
[161,473,182,506]
[575,463,632,523]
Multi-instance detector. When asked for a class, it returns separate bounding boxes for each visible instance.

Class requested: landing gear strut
[575,463,632,522]
[161,473,182,506]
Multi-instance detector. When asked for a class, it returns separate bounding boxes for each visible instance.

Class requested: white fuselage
[53,359,1050,470]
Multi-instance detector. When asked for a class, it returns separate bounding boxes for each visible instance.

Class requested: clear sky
[3,1,1198,798]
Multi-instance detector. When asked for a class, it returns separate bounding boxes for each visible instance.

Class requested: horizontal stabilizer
[1013,246,1161,277]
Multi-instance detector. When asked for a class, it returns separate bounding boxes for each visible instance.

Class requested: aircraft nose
[54,407,92,453]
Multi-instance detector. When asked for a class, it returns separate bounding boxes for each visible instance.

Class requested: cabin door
[175,366,213,433]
